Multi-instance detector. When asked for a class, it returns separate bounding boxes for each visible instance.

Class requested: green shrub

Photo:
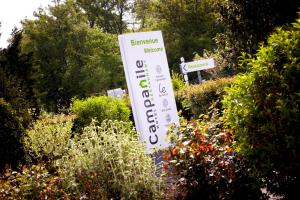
[223,17,300,198]
[71,96,130,131]
[176,77,234,119]
[56,120,164,199]
[163,106,264,199]
[0,98,25,172]
[0,68,37,129]
[0,163,69,199]
[172,71,186,92]
[24,113,73,163]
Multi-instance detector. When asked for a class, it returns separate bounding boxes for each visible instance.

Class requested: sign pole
[197,71,202,84]
[180,57,189,85]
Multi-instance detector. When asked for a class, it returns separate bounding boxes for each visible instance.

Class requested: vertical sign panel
[118,31,179,152]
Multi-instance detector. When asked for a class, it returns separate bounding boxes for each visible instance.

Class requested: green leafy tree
[76,0,132,34]
[22,0,124,111]
[21,0,85,111]
[133,0,152,29]
[0,29,39,172]
[216,0,300,69]
[223,17,300,198]
[135,0,223,68]
[76,27,124,94]
[0,30,39,127]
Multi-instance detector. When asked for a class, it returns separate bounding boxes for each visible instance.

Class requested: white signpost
[118,31,179,152]
[180,58,215,84]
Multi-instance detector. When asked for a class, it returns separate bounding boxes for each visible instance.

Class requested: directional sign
[118,31,179,152]
[181,58,215,74]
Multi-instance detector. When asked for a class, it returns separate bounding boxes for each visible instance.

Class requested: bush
[171,71,186,92]
[0,163,69,199]
[223,17,300,198]
[0,68,36,129]
[56,120,164,199]
[71,96,130,132]
[0,98,25,172]
[24,113,73,163]
[163,106,265,199]
[176,77,234,119]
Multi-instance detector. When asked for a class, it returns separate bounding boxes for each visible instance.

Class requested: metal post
[180,57,189,85]
[197,70,202,84]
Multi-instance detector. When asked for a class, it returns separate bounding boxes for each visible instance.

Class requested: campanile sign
[118,31,179,152]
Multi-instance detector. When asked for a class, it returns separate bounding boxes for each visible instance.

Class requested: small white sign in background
[181,58,215,74]
[107,88,126,99]
[119,31,179,152]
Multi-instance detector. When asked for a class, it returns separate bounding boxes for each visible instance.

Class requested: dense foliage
[24,114,73,163]
[135,0,223,67]
[176,77,233,119]
[0,99,25,172]
[3,113,163,199]
[216,0,300,69]
[72,96,130,131]
[0,32,38,128]
[171,71,186,92]
[0,163,68,199]
[223,17,300,198]
[163,107,264,199]
[57,120,164,199]
[76,0,132,34]
[1,0,300,198]
[21,0,124,112]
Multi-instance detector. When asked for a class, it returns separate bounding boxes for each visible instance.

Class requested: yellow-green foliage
[72,96,130,131]
[176,77,234,118]
[56,120,164,200]
[171,71,186,92]
[24,113,73,162]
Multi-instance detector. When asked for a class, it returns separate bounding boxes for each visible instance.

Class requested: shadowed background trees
[215,0,300,70]
[2,0,299,112]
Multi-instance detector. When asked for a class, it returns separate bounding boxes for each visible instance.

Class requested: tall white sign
[118,31,179,152]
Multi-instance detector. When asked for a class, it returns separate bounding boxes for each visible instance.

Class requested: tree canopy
[21,0,124,111]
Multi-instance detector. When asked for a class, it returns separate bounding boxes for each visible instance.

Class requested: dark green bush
[0,98,25,172]
[223,17,300,199]
[176,77,234,119]
[71,96,130,132]
[0,68,35,128]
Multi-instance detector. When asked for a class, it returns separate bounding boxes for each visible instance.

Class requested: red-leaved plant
[162,105,266,200]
